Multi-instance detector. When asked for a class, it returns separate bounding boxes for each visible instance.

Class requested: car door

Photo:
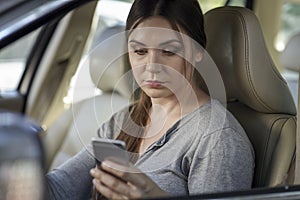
[0,0,97,126]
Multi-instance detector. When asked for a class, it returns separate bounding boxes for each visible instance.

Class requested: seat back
[204,6,297,187]
[0,112,46,199]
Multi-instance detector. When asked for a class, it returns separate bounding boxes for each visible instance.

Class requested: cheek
[129,52,146,78]
[166,58,185,75]
[132,67,141,78]
[130,65,144,85]
[128,52,144,67]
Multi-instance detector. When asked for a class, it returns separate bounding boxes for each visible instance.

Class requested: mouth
[145,80,165,87]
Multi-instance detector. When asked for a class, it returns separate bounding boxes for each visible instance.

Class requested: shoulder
[191,99,247,137]
[184,99,253,156]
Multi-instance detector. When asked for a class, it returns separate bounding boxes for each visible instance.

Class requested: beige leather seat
[43,25,131,171]
[204,6,297,187]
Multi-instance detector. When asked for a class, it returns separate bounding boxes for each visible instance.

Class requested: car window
[0,30,39,92]
[276,2,300,52]
[277,2,300,105]
[199,0,247,13]
[64,0,132,105]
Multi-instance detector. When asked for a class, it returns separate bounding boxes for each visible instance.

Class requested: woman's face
[128,16,195,100]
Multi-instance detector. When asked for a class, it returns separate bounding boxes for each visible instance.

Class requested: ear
[195,50,203,62]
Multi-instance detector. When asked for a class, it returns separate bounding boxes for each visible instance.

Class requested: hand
[90,160,168,199]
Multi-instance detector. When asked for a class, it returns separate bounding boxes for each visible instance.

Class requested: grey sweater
[46,99,254,199]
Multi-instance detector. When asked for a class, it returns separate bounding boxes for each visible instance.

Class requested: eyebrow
[128,40,146,46]
[128,39,182,47]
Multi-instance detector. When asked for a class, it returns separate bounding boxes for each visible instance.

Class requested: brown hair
[116,0,206,161]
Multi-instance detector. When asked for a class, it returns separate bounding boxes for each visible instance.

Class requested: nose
[146,49,161,73]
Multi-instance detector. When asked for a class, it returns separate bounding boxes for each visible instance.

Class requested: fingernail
[101,161,109,167]
[102,160,114,166]
[93,179,100,185]
[90,169,95,174]
[102,160,108,165]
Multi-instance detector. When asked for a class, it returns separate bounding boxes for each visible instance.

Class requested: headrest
[89,25,132,98]
[204,6,296,115]
[280,33,300,72]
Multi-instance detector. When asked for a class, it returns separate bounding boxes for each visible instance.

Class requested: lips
[145,80,164,87]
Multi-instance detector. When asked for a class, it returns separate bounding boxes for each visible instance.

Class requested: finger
[93,179,129,200]
[102,160,138,173]
[101,160,140,176]
[101,161,152,192]
[101,161,138,183]
[91,168,142,199]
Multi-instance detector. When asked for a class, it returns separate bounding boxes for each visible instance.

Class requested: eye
[162,50,176,56]
[134,49,147,55]
[162,46,182,56]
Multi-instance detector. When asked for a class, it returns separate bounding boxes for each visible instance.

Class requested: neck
[139,86,209,153]
[150,83,209,117]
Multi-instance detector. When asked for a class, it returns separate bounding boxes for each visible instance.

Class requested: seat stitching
[207,9,278,112]
[260,117,288,186]
[234,10,274,112]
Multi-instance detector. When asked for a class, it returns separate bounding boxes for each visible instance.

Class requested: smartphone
[91,137,129,166]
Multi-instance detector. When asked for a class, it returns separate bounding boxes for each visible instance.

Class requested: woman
[47,0,254,199]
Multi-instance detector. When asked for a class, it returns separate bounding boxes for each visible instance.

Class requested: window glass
[276,2,300,51]
[199,0,246,13]
[65,0,132,105]
[277,2,300,106]
[0,30,39,92]
[226,0,247,7]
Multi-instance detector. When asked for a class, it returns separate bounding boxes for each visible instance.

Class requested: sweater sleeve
[45,108,129,199]
[46,144,95,200]
[188,128,254,195]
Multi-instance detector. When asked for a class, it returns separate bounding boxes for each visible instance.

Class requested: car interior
[1,0,300,199]
[41,3,298,196]
[43,25,131,171]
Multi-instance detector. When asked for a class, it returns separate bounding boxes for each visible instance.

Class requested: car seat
[42,25,131,171]
[0,111,46,199]
[204,6,297,187]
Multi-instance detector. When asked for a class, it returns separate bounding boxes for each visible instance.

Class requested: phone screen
[92,138,129,166]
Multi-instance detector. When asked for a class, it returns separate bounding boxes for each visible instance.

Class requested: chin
[144,89,173,99]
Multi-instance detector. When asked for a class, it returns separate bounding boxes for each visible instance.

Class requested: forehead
[128,16,183,46]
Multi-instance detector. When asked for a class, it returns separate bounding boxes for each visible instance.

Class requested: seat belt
[294,70,300,184]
